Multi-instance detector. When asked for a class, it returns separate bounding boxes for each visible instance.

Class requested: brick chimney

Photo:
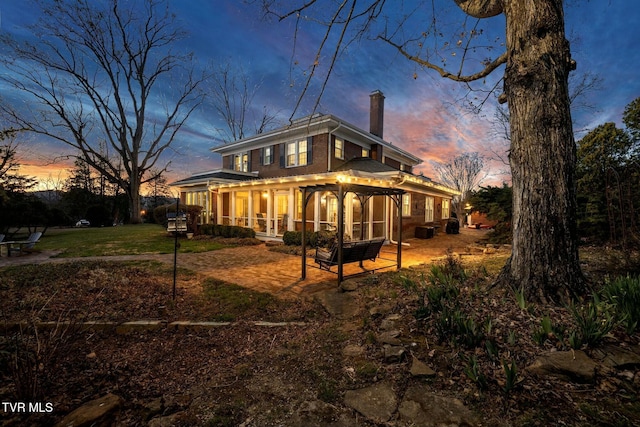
[369,90,385,138]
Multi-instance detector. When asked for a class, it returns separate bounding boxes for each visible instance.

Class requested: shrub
[601,275,640,333]
[200,224,255,239]
[283,231,303,246]
[569,296,619,348]
[282,230,336,248]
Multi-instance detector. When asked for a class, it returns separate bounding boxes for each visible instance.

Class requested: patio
[0,227,491,298]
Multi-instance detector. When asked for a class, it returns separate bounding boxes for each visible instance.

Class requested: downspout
[328,122,343,172]
[389,173,410,246]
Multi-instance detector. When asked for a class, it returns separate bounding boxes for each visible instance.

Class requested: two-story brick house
[171,91,459,241]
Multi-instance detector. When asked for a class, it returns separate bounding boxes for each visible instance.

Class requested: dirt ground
[2,231,640,426]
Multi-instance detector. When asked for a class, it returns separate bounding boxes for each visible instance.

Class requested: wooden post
[337,184,344,285]
[301,187,307,280]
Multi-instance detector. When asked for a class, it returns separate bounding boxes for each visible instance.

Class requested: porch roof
[300,182,405,198]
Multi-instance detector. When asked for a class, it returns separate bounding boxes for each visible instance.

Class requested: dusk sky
[1,0,639,190]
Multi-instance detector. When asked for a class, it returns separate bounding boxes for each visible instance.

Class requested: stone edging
[1,320,308,334]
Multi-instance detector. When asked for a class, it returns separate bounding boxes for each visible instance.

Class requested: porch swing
[300,182,405,285]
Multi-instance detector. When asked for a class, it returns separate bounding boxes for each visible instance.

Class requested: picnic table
[0,232,42,257]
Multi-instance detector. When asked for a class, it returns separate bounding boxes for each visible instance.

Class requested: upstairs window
[261,146,273,165]
[234,152,249,172]
[334,138,344,159]
[286,139,309,167]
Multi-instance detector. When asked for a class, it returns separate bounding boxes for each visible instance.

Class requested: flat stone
[116,320,165,334]
[55,393,123,427]
[380,314,402,331]
[168,321,231,330]
[398,386,479,427]
[344,382,398,423]
[343,344,365,357]
[527,350,597,383]
[378,330,402,345]
[369,305,392,318]
[290,399,356,427]
[340,280,358,292]
[148,412,184,427]
[591,345,640,368]
[410,356,436,378]
[383,345,405,363]
[315,289,360,319]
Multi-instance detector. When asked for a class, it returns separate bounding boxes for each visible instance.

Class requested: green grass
[36,224,226,257]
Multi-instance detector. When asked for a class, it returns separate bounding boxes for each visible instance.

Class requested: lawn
[36,224,227,257]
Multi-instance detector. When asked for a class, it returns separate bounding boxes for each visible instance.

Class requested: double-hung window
[425,197,434,222]
[234,152,249,172]
[442,199,450,218]
[286,139,309,167]
[261,146,273,165]
[335,138,344,159]
[402,194,411,217]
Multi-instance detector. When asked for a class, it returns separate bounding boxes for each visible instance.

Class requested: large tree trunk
[128,179,142,224]
[498,0,585,303]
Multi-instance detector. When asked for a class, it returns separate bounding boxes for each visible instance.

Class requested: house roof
[169,169,255,187]
[333,157,399,173]
[211,113,422,166]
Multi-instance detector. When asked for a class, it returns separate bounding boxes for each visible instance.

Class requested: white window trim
[425,196,434,222]
[234,152,249,172]
[286,139,308,167]
[335,138,344,160]
[442,199,450,219]
[402,194,411,217]
[263,146,273,165]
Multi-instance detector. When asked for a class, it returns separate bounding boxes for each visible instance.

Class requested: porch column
[230,191,236,226]
[266,190,273,235]
[288,187,295,231]
[248,190,254,229]
[205,187,210,224]
[216,192,223,225]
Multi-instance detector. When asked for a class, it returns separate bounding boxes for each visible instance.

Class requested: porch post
[337,184,345,285]
[397,195,402,269]
[289,187,295,231]
[301,187,307,279]
[266,190,273,235]
[314,192,321,232]
[216,192,223,225]
[248,190,254,229]
[230,191,236,226]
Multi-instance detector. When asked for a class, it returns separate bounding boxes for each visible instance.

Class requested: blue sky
[1,0,639,188]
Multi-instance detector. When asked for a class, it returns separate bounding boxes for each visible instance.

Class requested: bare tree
[433,152,486,220]
[265,0,586,303]
[0,128,36,192]
[0,128,21,184]
[0,0,206,223]
[209,62,279,142]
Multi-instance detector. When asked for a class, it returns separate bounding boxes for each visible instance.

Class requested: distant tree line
[0,130,174,236]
